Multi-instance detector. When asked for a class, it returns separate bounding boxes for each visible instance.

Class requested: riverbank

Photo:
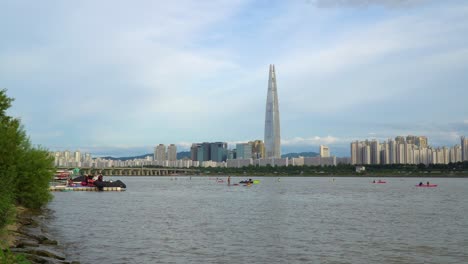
[1,206,79,264]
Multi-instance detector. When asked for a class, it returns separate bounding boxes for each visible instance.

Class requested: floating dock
[49,186,125,192]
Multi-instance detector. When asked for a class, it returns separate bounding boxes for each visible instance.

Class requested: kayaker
[373,180,376,183]
[426,181,430,186]
[419,182,423,186]
[227,176,231,185]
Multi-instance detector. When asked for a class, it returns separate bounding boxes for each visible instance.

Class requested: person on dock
[98,174,103,182]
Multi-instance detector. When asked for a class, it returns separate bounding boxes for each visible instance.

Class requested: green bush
[0,89,54,228]
[15,147,53,208]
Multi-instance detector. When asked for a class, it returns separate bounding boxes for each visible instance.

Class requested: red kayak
[373,181,386,184]
[415,184,438,187]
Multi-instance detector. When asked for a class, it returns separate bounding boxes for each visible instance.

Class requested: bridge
[58,167,199,176]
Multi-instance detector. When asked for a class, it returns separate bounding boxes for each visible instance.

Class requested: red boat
[54,170,71,180]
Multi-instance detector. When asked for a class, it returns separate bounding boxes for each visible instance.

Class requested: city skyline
[2,1,468,157]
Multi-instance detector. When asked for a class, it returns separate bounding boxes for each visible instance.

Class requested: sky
[1,0,468,157]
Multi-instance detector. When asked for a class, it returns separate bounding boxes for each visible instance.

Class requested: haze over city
[2,0,468,157]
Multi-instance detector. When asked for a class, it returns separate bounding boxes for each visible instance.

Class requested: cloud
[281,136,340,146]
[2,1,468,155]
[275,3,468,114]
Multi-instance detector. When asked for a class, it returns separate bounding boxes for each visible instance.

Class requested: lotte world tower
[264,64,281,158]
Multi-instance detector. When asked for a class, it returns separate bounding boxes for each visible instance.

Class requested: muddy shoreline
[3,207,79,264]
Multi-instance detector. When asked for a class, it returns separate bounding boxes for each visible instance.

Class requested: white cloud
[281,136,340,146]
[275,4,468,113]
[3,1,468,152]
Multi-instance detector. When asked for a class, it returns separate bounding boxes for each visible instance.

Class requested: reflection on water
[47,177,468,264]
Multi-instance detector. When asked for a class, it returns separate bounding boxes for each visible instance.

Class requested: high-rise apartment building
[319,145,330,158]
[264,64,281,158]
[74,151,81,163]
[462,136,468,161]
[236,143,253,159]
[250,140,265,159]
[416,136,428,148]
[381,141,390,164]
[191,142,227,162]
[210,142,228,162]
[155,144,167,161]
[450,145,462,163]
[191,143,200,161]
[370,140,380,164]
[351,136,462,166]
[388,139,396,164]
[395,136,405,144]
[167,144,177,161]
[350,141,360,165]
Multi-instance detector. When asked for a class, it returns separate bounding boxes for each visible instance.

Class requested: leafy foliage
[0,89,54,229]
[0,248,31,264]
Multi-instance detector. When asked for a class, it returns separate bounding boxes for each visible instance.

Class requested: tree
[0,89,54,229]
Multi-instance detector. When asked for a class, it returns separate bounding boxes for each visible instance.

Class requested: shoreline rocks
[4,207,79,264]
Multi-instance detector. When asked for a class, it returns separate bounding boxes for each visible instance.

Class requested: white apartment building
[350,136,467,165]
[319,145,330,158]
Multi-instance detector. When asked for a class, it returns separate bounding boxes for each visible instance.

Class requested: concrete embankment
[1,207,79,264]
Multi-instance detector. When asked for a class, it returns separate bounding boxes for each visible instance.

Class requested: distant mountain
[177,151,191,160]
[100,151,192,161]
[100,154,153,161]
[281,152,319,159]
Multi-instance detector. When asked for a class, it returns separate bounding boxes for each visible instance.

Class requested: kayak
[240,180,260,184]
[415,184,438,187]
[373,181,386,184]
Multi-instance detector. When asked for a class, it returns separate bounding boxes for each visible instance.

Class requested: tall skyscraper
[167,144,177,161]
[264,64,281,158]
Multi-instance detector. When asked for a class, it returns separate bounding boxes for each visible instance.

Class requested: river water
[47,176,468,264]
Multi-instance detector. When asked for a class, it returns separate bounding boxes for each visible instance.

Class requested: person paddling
[227,176,231,185]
